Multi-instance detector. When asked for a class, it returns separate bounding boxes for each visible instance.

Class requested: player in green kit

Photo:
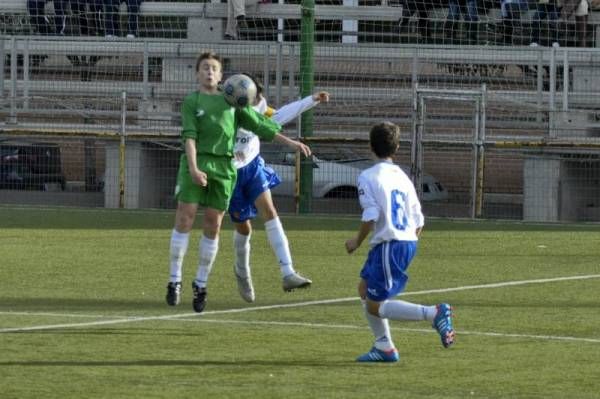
[165,51,311,312]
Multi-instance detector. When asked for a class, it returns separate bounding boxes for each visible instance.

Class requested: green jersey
[180,91,280,157]
[175,91,281,210]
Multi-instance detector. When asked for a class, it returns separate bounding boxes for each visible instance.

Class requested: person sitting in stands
[225,0,258,40]
[501,0,526,45]
[61,0,104,36]
[445,0,480,44]
[399,0,433,44]
[562,0,589,47]
[27,0,52,35]
[102,0,141,38]
[530,0,561,47]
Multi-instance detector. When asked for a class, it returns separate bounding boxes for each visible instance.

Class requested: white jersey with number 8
[357,160,424,246]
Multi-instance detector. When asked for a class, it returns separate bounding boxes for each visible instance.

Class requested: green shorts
[175,154,237,211]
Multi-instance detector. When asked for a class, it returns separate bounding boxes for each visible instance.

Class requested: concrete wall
[105,142,174,209]
[524,155,600,222]
[523,156,561,222]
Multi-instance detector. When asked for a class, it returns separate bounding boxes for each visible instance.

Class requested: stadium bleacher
[2,0,600,45]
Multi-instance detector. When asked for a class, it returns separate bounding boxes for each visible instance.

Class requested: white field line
[178,318,600,344]
[1,274,599,335]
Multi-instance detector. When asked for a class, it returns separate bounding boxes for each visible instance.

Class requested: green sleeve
[237,106,281,141]
[181,95,198,141]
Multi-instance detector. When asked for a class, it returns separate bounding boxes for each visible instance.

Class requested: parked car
[0,142,66,190]
[265,152,448,201]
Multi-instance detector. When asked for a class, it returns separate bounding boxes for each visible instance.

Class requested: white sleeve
[271,96,319,126]
[407,182,425,228]
[358,174,379,222]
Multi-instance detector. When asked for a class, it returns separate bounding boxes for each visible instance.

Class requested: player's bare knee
[258,204,278,221]
[265,209,278,220]
[175,210,195,232]
[235,220,252,236]
[203,222,221,238]
[203,217,223,238]
[366,300,381,317]
[175,220,193,233]
[255,191,278,220]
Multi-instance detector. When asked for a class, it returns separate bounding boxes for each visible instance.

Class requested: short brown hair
[244,73,264,96]
[195,51,222,72]
[369,122,400,158]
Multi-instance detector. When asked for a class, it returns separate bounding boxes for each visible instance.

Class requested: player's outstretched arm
[272,91,330,126]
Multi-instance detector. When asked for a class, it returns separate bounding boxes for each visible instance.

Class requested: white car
[265,152,448,201]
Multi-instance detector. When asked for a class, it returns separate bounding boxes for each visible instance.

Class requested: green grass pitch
[1,206,599,398]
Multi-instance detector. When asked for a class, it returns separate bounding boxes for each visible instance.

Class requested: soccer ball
[222,74,257,108]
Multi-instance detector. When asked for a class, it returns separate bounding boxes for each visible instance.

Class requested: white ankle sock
[379,300,437,322]
[194,235,219,288]
[169,229,189,283]
[362,300,395,351]
[265,217,295,277]
[233,231,251,278]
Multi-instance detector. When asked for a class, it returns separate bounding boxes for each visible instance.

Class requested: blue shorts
[360,240,418,302]
[228,155,281,223]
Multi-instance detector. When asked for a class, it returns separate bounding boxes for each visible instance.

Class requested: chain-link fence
[1,7,600,221]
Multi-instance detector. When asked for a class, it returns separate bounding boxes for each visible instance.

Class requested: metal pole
[299,0,315,213]
[475,141,485,219]
[275,42,282,106]
[0,38,5,101]
[140,41,149,126]
[480,84,487,144]
[470,97,478,219]
[475,84,486,218]
[549,47,556,112]
[285,46,300,215]
[410,91,424,200]
[263,43,270,99]
[142,41,149,102]
[411,47,418,89]
[23,39,29,111]
[411,83,419,183]
[536,50,543,123]
[549,47,556,138]
[562,50,568,111]
[119,91,127,209]
[416,96,424,200]
[288,44,295,104]
[9,37,17,124]
[277,0,285,43]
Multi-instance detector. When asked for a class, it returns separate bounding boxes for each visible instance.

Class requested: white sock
[194,235,219,288]
[233,230,251,278]
[169,229,189,283]
[265,217,295,277]
[379,300,437,322]
[362,300,395,351]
